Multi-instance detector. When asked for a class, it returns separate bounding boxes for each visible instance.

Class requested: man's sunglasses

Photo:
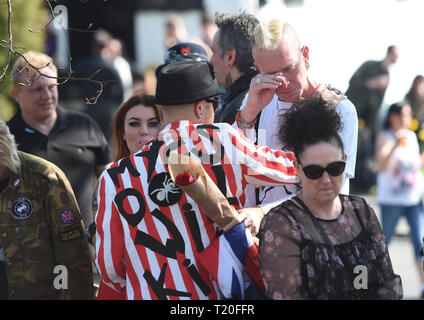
[206,97,220,111]
[299,161,346,180]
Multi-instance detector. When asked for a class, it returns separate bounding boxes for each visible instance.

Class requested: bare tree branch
[0,0,13,81]
[0,0,115,105]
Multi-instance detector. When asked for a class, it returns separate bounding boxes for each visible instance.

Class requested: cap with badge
[155,42,211,78]
[164,42,209,64]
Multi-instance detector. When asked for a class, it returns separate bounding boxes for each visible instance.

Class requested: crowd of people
[0,9,423,300]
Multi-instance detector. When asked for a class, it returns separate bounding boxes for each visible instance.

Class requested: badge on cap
[60,209,75,224]
[180,46,191,54]
[12,198,32,220]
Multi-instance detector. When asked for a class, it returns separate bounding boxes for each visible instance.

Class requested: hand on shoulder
[319,85,347,108]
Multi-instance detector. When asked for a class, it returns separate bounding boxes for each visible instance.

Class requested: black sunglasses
[206,97,220,111]
[299,161,346,180]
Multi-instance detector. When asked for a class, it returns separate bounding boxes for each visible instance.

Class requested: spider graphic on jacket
[151,175,181,203]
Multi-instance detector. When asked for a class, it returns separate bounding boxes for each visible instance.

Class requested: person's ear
[193,101,204,119]
[11,87,20,102]
[225,48,236,69]
[344,152,347,161]
[301,45,310,69]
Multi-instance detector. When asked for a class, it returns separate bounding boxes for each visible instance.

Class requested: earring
[198,112,203,117]
[225,72,232,87]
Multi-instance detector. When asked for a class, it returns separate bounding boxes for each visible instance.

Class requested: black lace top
[258,195,403,300]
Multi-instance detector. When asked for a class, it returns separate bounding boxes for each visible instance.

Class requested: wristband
[235,111,257,129]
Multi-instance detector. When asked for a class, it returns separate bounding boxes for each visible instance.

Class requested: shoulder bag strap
[293,196,337,251]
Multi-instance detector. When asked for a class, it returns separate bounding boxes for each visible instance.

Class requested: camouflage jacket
[0,151,94,299]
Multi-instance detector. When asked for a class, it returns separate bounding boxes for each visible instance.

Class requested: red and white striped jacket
[95,121,298,300]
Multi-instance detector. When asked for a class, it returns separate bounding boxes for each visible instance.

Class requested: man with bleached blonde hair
[0,120,94,299]
[7,51,111,228]
[235,14,358,210]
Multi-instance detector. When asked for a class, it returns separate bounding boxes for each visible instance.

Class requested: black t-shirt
[7,107,112,226]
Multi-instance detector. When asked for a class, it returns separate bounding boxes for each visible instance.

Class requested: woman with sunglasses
[375,101,424,298]
[258,94,402,300]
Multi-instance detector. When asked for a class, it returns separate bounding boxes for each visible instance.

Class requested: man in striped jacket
[95,60,298,300]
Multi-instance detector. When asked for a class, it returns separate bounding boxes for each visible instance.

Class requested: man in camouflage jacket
[0,121,94,299]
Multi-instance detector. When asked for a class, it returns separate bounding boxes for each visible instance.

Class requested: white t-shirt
[377,129,424,206]
[235,93,358,212]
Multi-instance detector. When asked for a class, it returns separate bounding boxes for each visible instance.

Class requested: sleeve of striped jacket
[95,171,127,297]
[227,126,299,186]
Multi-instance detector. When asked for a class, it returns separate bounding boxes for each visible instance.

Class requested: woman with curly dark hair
[257,94,402,300]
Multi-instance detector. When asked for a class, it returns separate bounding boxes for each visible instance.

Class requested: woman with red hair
[112,91,162,161]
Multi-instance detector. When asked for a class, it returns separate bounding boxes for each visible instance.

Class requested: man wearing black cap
[95,60,299,300]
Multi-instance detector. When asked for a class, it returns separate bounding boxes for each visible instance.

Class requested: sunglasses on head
[206,97,220,111]
[299,160,346,180]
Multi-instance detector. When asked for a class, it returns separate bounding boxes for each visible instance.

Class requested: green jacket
[0,151,94,299]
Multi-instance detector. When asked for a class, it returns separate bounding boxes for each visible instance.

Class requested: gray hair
[214,11,258,73]
[0,120,21,174]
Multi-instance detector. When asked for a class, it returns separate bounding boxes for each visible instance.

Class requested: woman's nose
[320,171,332,183]
[139,124,149,136]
